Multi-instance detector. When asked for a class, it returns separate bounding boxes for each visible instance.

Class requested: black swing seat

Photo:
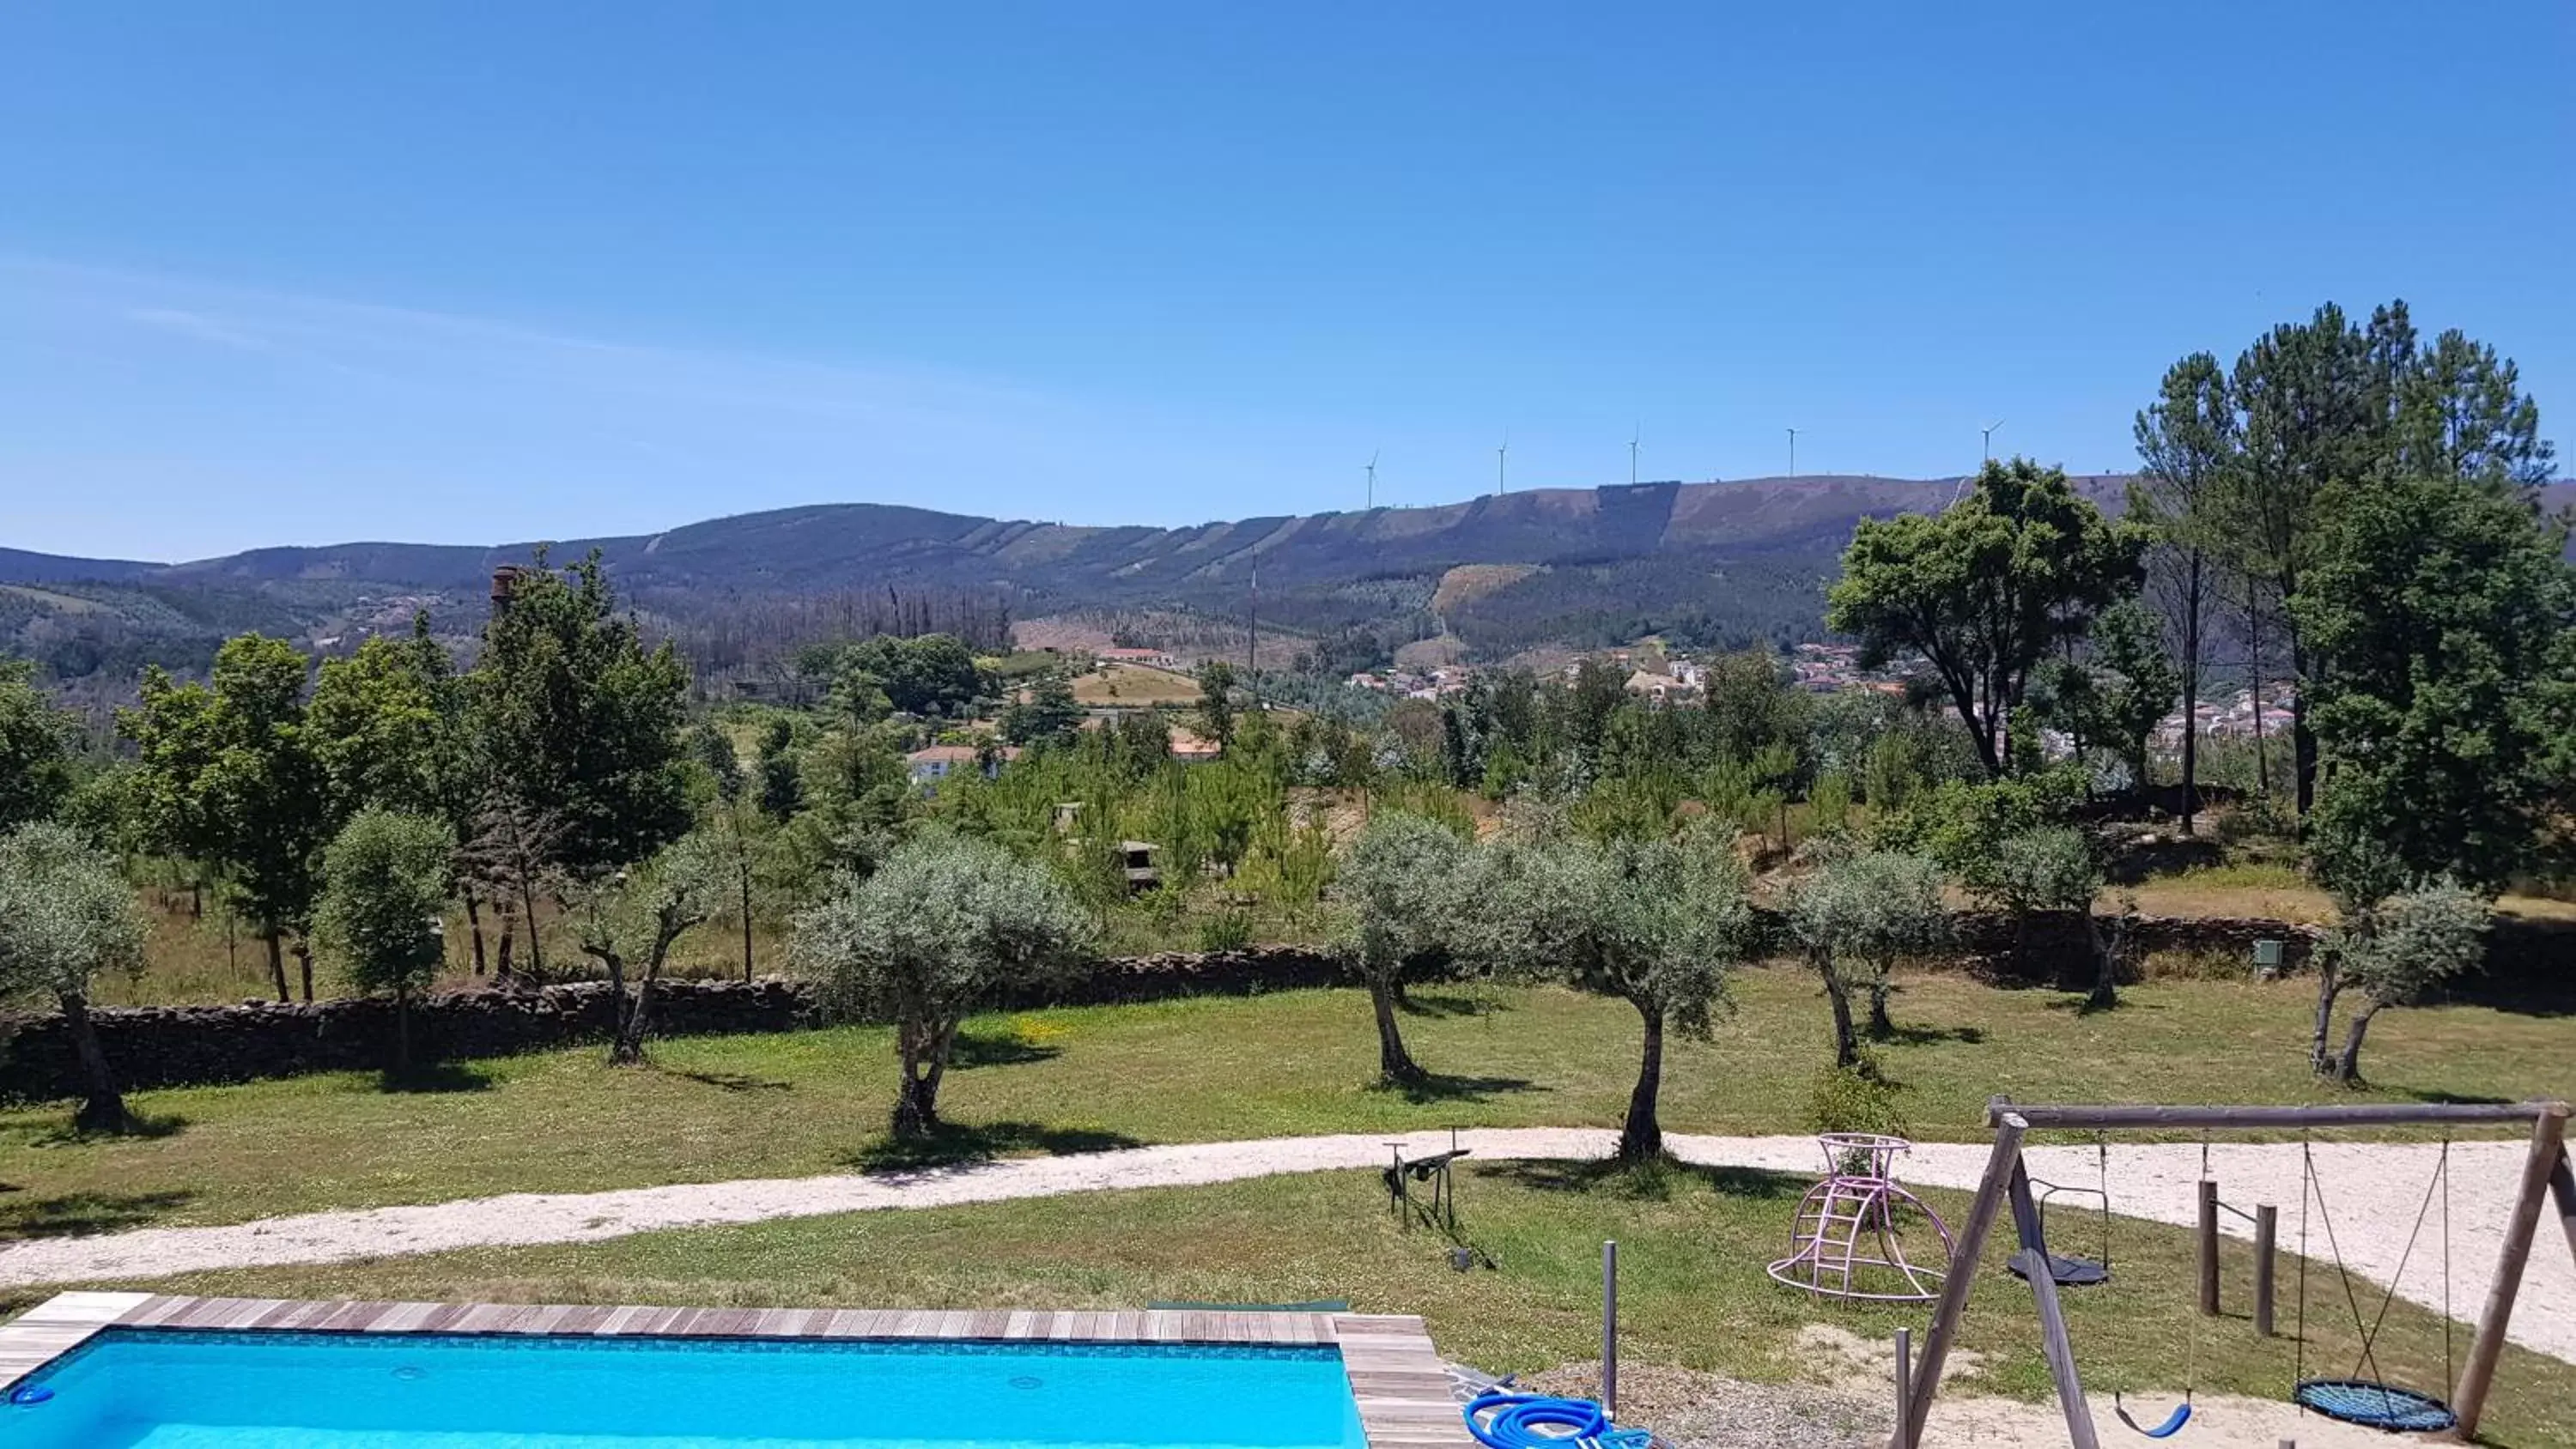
[2009,1252,2110,1288]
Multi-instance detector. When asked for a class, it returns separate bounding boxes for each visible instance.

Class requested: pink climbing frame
[1765,1132,1956,1303]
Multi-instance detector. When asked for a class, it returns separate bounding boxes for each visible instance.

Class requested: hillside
[9,473,2565,685]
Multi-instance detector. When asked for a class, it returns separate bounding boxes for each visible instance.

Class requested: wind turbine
[1954,418,2004,508]
[1497,430,1510,495]
[1786,427,1799,479]
[1629,422,1640,486]
[1365,449,1379,510]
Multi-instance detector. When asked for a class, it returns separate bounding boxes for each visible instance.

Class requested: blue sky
[3,3,2568,562]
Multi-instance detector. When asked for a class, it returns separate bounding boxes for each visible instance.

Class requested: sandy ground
[1532,1334,2451,1449]
[2,1126,2564,1375]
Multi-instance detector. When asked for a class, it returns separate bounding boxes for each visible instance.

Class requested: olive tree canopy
[793,833,1093,1137]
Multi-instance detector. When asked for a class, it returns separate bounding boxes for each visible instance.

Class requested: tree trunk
[2290,640,2316,817]
[2330,999,2382,1084]
[392,981,413,1079]
[596,948,645,1065]
[1616,1004,1666,1162]
[517,881,545,979]
[495,914,516,985]
[2085,912,2120,1009]
[2309,963,2342,1076]
[740,870,756,983]
[295,941,313,1003]
[890,1014,953,1138]
[1866,977,1894,1040]
[1818,954,1860,1068]
[1368,974,1425,1085]
[465,887,488,976]
[2178,549,2202,835]
[60,991,127,1134]
[264,931,289,1002]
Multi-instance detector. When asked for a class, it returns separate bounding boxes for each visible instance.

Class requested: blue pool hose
[1465,1391,1650,1449]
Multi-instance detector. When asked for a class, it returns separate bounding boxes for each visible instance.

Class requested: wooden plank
[1987,1100,2561,1131]
[2549,1145,2576,1271]
[2013,1250,2102,1449]
[2450,1105,2571,1440]
[2197,1180,2221,1317]
[2254,1204,2279,1337]
[1898,1113,2026,1449]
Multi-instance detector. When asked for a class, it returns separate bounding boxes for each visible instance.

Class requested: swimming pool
[1,1328,1372,1449]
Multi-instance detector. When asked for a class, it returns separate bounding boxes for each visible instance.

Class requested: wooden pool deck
[0,1292,1471,1449]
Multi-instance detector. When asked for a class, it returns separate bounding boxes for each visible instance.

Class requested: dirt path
[2,1128,2563,1367]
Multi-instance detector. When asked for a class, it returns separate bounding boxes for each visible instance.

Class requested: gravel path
[2,1128,2563,1367]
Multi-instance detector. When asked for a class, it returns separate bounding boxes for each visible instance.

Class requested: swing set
[1892,1098,2575,1449]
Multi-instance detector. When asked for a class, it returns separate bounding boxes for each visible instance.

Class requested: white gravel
[2,1127,2564,1368]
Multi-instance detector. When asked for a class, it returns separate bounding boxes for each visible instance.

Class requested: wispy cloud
[0,255,1296,556]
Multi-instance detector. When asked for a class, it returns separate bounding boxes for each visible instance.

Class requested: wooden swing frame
[1892,1097,2575,1449]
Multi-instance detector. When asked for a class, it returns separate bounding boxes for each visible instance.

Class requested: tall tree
[2130,352,2237,832]
[315,809,455,1078]
[0,661,76,831]
[2081,597,2183,795]
[2215,301,2414,814]
[1194,660,1238,753]
[122,635,330,1000]
[1001,669,1084,747]
[2392,329,2555,492]
[1827,458,2145,778]
[0,822,148,1132]
[473,552,693,878]
[2294,471,2574,894]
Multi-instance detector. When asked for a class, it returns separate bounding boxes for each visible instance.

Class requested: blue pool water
[0,1329,1370,1449]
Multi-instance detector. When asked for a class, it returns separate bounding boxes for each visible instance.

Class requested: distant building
[907,744,1000,788]
[1169,727,1223,763]
[1099,646,1182,670]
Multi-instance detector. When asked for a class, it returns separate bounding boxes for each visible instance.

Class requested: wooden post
[2549,1143,2576,1270]
[2448,1104,2570,1439]
[1601,1239,1618,1419]
[2014,1248,2103,1449]
[2008,1157,2049,1255]
[1892,1328,1912,1449]
[2254,1203,2278,1337]
[1897,1113,2027,1449]
[2197,1179,2221,1317]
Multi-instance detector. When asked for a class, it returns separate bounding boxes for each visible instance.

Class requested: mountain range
[9,473,2567,689]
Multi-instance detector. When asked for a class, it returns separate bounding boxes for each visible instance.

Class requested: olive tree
[2318,880,2488,1085]
[1467,818,1757,1161]
[575,830,730,1064]
[0,822,147,1132]
[315,808,455,1078]
[1786,849,1948,1066]
[1985,826,2123,1008]
[793,833,1093,1137]
[1334,810,1469,1086]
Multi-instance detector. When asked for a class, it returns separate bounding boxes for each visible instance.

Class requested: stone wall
[0,947,1347,1101]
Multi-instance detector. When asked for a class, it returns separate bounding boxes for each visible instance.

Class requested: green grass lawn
[7,968,2571,1240]
[44,1164,2576,1448]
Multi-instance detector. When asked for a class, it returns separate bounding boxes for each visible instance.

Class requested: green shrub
[1807,1050,1908,1139]
[1195,906,1255,954]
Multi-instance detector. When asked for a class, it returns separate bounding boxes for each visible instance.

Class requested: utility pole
[1787,427,1798,478]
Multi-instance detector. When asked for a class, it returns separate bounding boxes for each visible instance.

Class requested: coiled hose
[1463,1392,1649,1449]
